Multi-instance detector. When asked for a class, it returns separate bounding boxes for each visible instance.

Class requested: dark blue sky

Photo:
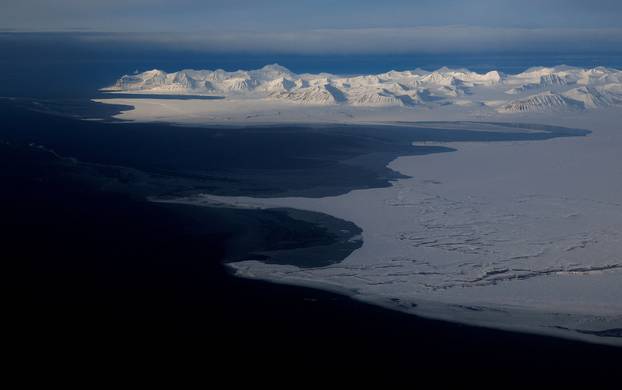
[1,1,622,53]
[3,0,622,30]
[2,1,622,96]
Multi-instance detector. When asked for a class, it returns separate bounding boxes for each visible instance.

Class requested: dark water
[2,111,620,370]
[0,100,589,198]
[0,98,591,268]
[2,32,622,99]
[1,43,620,368]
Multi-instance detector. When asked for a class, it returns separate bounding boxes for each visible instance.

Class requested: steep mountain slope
[498,92,585,113]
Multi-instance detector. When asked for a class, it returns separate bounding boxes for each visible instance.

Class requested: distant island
[102,64,622,114]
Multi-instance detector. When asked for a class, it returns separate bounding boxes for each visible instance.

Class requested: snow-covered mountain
[104,64,622,113]
[562,85,622,109]
[498,92,585,113]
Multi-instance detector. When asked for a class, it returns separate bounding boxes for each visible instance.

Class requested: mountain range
[103,64,622,113]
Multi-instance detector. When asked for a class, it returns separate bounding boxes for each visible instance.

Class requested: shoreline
[154,114,622,347]
[150,196,364,268]
[7,132,621,367]
[162,189,622,347]
[226,264,622,347]
[4,98,620,347]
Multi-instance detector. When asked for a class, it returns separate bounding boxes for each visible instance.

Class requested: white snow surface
[102,64,622,114]
[98,65,622,345]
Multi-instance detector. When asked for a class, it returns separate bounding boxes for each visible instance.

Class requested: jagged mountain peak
[103,64,622,112]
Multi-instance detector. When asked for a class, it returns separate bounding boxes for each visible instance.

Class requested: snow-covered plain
[98,65,622,345]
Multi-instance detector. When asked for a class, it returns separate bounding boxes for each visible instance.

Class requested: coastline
[150,112,622,347]
[4,97,620,348]
[3,99,621,367]
[224,266,622,347]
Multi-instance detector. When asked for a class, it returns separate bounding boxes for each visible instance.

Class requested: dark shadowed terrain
[2,99,620,373]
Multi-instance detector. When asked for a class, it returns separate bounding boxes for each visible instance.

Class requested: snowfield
[98,65,622,345]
